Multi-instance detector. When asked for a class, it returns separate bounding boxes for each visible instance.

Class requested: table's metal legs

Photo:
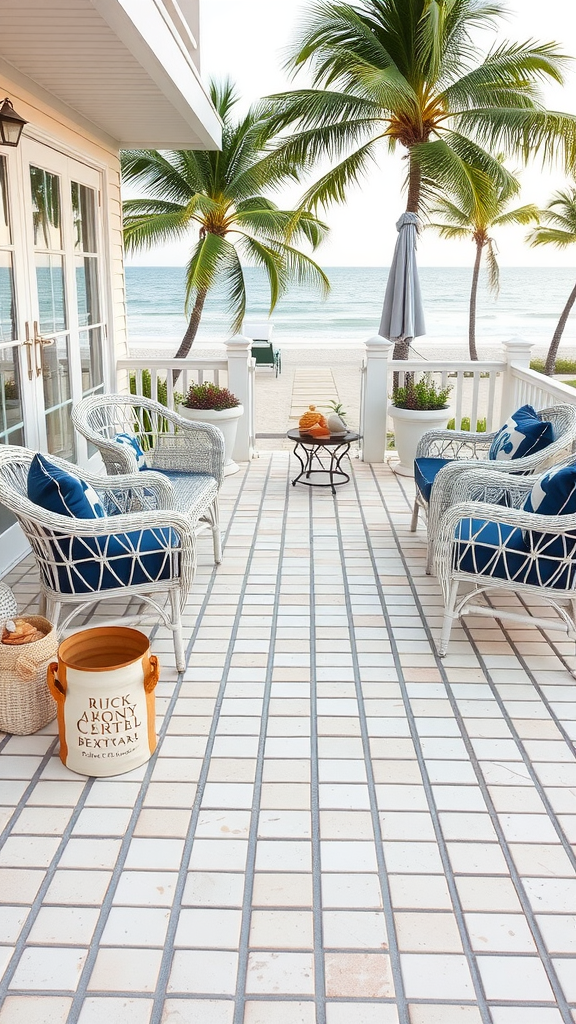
[291,440,352,494]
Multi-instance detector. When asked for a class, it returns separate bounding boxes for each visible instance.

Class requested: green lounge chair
[251,339,282,376]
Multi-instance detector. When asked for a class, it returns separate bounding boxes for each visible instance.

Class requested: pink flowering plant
[182,382,240,411]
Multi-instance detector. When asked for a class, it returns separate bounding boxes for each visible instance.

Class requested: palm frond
[455,107,576,170]
[285,1,401,86]
[410,136,495,212]
[297,137,381,211]
[428,197,472,226]
[427,221,473,240]
[234,207,330,248]
[492,203,540,227]
[443,40,570,110]
[528,225,576,248]
[485,236,500,295]
[122,206,191,253]
[264,238,331,298]
[237,235,286,310]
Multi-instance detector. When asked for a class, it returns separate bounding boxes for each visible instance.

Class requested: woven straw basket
[0,616,59,735]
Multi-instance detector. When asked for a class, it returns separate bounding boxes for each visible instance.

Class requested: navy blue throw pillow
[522,464,576,559]
[489,405,554,461]
[27,454,105,518]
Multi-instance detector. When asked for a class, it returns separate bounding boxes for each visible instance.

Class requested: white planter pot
[179,404,244,476]
[389,405,451,477]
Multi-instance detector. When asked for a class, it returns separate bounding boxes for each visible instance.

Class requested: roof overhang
[0,0,222,150]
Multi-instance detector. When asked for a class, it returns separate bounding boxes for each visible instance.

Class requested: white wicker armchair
[0,446,196,671]
[412,404,576,573]
[72,394,225,564]
[434,463,576,657]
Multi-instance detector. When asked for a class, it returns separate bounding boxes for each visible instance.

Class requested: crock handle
[144,654,160,693]
[47,662,65,701]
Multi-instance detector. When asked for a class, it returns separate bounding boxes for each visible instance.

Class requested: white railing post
[502,336,535,418]
[362,335,394,462]
[224,334,254,462]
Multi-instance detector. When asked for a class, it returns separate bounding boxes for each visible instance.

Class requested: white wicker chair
[434,463,576,657]
[72,394,225,564]
[0,446,196,671]
[412,405,576,573]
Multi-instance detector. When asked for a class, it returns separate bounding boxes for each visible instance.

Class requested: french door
[0,138,108,571]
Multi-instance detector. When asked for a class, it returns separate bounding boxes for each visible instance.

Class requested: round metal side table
[287,429,360,495]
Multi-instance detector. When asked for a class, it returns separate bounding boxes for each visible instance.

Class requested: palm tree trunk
[468,241,482,362]
[172,288,208,386]
[393,153,421,361]
[545,280,576,375]
[406,155,421,215]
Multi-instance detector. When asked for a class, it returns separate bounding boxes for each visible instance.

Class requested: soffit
[0,0,221,149]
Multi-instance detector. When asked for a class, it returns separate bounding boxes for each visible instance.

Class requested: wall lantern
[0,98,27,147]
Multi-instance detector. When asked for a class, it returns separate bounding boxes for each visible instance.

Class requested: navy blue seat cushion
[53,527,179,595]
[489,404,554,461]
[414,457,451,502]
[114,433,148,470]
[522,464,576,559]
[455,517,575,589]
[28,453,104,518]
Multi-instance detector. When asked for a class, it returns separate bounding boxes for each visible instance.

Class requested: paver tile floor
[1,451,576,1024]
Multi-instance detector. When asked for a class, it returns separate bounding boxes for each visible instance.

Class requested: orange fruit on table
[299,405,329,432]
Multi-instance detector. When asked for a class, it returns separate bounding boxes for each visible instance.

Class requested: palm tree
[261,0,576,356]
[528,188,576,376]
[121,80,330,364]
[429,172,539,359]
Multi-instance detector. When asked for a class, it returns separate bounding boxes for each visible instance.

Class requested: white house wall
[0,71,129,380]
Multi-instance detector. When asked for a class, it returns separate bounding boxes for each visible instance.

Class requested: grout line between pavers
[0,771,97,1005]
[356,465,494,1024]
[371,465,574,1024]
[147,457,275,1023]
[308,482,328,1024]
[331,474,411,1024]
[394,476,576,871]
[231,455,304,1024]
[61,462,253,1021]
[463,600,576,873]
[0,739,59,849]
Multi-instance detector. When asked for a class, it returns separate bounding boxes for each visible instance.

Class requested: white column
[225,334,254,462]
[501,336,535,419]
[361,335,394,463]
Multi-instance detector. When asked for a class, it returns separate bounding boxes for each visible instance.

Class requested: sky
[127,0,576,268]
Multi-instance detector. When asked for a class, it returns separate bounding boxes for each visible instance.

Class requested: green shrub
[530,357,576,375]
[391,374,451,410]
[447,416,487,432]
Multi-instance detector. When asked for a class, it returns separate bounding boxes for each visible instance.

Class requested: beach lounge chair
[243,320,281,377]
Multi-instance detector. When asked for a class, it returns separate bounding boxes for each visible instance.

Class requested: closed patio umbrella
[379,211,426,358]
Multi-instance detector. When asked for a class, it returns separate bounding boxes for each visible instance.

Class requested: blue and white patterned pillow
[114,432,148,470]
[27,453,105,518]
[522,464,576,557]
[489,405,554,462]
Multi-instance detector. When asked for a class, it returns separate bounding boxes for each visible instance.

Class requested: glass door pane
[72,181,104,403]
[30,163,75,461]
[0,155,25,537]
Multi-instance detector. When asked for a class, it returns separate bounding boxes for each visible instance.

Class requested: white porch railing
[360,335,576,463]
[116,335,256,462]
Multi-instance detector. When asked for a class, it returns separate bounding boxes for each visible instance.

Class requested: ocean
[125,265,576,354]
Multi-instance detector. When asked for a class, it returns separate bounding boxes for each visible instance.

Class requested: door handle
[33,321,54,376]
[23,322,34,380]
